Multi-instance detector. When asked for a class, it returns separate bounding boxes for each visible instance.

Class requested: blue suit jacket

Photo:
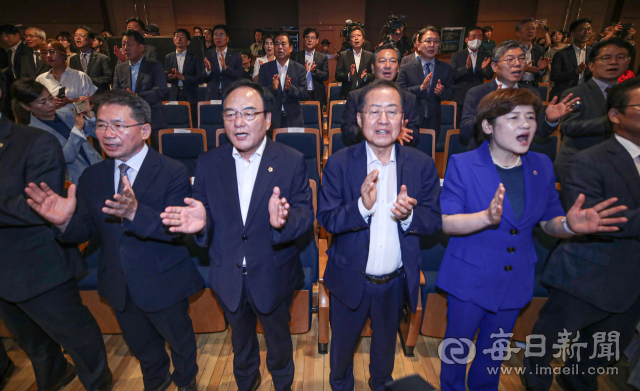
[340,87,421,147]
[397,58,453,131]
[317,142,442,312]
[59,148,204,313]
[203,48,243,100]
[258,60,309,128]
[192,139,314,314]
[436,142,565,312]
[165,51,204,103]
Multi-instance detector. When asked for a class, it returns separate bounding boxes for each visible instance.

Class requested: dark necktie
[605,87,612,99]
[117,163,130,195]
[34,51,40,68]
[81,53,88,73]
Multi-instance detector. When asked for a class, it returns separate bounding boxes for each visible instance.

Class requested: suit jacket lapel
[608,138,640,201]
[566,46,578,69]
[217,146,243,226]
[131,148,161,200]
[86,53,97,74]
[413,58,424,83]
[586,79,606,113]
[0,117,13,161]
[244,139,278,229]
[134,58,146,92]
[395,145,414,195]
[349,142,368,202]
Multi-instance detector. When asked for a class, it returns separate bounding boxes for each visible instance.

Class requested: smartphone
[166,68,175,75]
[73,99,89,114]
[57,87,66,98]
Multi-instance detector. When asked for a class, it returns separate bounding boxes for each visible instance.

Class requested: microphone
[346,19,353,24]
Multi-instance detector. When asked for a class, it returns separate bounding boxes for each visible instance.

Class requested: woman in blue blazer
[436,88,627,391]
[12,79,102,184]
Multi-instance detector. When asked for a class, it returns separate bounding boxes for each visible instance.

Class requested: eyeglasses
[96,122,144,133]
[421,39,440,46]
[363,108,402,119]
[25,34,40,39]
[222,110,265,121]
[497,55,527,66]
[614,104,640,110]
[595,54,630,63]
[74,33,88,38]
[304,36,317,40]
[213,34,226,38]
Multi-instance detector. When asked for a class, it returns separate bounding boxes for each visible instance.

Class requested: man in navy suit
[203,25,243,100]
[291,27,329,108]
[549,18,593,100]
[259,32,308,128]
[515,18,550,88]
[341,44,421,147]
[26,90,204,391]
[460,40,577,150]
[397,26,453,142]
[166,29,204,125]
[162,80,314,391]
[318,80,442,391]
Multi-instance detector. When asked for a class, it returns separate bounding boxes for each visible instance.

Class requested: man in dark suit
[1,25,27,118]
[549,19,593,100]
[166,29,204,125]
[26,90,204,391]
[398,26,453,141]
[20,27,50,79]
[335,27,374,99]
[341,44,421,147]
[522,79,639,391]
[515,18,550,88]
[203,24,242,100]
[318,80,441,391]
[258,32,308,128]
[0,93,110,391]
[554,38,632,183]
[69,26,113,94]
[291,27,329,108]
[161,79,314,391]
[460,40,576,150]
[113,18,158,63]
[450,26,494,125]
[113,30,168,148]
[398,33,419,71]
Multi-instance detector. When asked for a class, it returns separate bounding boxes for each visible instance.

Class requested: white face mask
[467,39,481,50]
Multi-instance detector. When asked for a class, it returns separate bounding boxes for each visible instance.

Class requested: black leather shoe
[368,378,374,391]
[0,360,15,391]
[145,372,172,391]
[176,377,196,391]
[95,368,113,391]
[249,372,261,391]
[555,373,579,391]
[39,363,77,391]
[520,371,533,391]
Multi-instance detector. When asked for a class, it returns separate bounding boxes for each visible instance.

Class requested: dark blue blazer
[258,60,309,128]
[202,48,243,100]
[165,51,204,103]
[436,142,565,312]
[397,58,453,132]
[192,139,314,314]
[317,142,442,312]
[340,87,421,147]
[460,81,557,150]
[59,148,204,313]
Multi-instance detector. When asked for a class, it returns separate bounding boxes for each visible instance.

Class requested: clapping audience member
[20,27,50,79]
[253,34,274,82]
[292,27,329,108]
[202,24,243,100]
[515,18,550,87]
[56,31,78,65]
[250,29,264,57]
[550,18,593,99]
[36,40,97,109]
[70,26,113,93]
[335,26,374,99]
[166,29,204,125]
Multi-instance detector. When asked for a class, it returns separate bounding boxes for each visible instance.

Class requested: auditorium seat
[529,131,560,162]
[158,128,207,177]
[328,128,348,156]
[161,101,192,128]
[327,82,342,106]
[538,83,550,102]
[437,101,457,152]
[197,84,208,102]
[272,128,321,189]
[301,101,322,133]
[215,128,230,147]
[442,129,465,176]
[198,101,224,148]
[417,129,436,158]
[328,100,346,131]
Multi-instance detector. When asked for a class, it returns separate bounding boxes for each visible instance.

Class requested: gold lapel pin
[533,170,538,175]
[268,167,273,172]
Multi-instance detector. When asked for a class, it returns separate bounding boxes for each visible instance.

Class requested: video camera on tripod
[378,13,407,45]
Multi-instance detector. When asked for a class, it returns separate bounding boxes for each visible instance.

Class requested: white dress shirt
[233,136,267,266]
[358,143,413,276]
[175,50,186,87]
[468,48,478,71]
[615,134,640,176]
[348,49,367,85]
[252,55,271,78]
[495,77,519,89]
[113,144,149,192]
[276,59,289,111]
[128,60,142,92]
[9,42,20,77]
[36,67,98,110]
[305,50,315,90]
[573,44,587,84]
[522,44,536,81]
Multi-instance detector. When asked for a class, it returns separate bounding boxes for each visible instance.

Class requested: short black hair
[608,78,640,114]
[0,24,19,35]
[350,26,365,38]
[303,27,319,39]
[482,26,493,33]
[589,38,633,63]
[357,79,404,114]
[122,29,145,45]
[412,33,418,44]
[373,43,401,64]
[95,90,151,125]
[193,26,202,33]
[240,50,251,57]
[222,79,275,116]
[515,18,536,32]
[273,31,291,45]
[174,28,191,41]
[467,26,483,38]
[126,17,145,30]
[417,26,439,42]
[254,29,263,36]
[213,24,229,37]
[76,25,95,40]
[11,78,46,105]
[569,18,592,33]
[102,29,113,35]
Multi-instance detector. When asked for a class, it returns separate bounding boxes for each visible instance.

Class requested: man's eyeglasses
[496,56,527,66]
[595,54,630,63]
[74,33,88,38]
[213,34,226,38]
[363,108,403,119]
[304,36,317,40]
[96,123,144,133]
[222,110,265,121]
[421,40,440,46]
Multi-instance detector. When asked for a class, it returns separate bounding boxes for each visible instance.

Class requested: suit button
[242,236,248,241]
[507,247,515,253]
[510,229,519,236]
[504,265,513,271]
[236,264,242,268]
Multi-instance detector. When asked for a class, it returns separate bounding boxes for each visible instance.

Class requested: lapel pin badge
[268,167,273,172]
[533,170,538,175]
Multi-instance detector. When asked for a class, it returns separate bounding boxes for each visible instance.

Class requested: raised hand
[268,186,290,229]
[73,105,86,131]
[25,182,76,232]
[349,63,356,77]
[125,88,137,95]
[102,176,138,221]
[481,56,491,69]
[466,54,472,69]
[524,61,539,74]
[114,46,126,62]
[538,56,550,71]
[361,170,378,210]
[486,183,505,225]
[420,72,433,91]
[173,68,185,81]
[575,62,587,74]
[392,185,417,220]
[259,60,264,66]
[434,79,444,96]
[284,75,291,91]
[161,198,207,233]
[272,74,280,91]
[360,69,367,80]
[309,61,316,72]
[219,53,226,70]
[545,92,580,122]
[566,195,628,234]
[204,57,211,72]
[397,119,413,145]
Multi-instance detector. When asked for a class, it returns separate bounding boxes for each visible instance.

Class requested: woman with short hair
[56,31,79,65]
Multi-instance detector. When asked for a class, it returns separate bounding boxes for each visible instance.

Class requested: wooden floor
[1,315,634,391]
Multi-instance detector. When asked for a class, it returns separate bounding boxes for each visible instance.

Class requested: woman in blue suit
[436,88,627,391]
[12,79,102,185]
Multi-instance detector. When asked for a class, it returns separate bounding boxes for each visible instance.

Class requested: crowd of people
[0,13,639,391]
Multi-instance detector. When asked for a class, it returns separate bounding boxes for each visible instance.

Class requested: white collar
[10,42,20,51]
[615,134,640,160]
[175,50,187,56]
[365,142,396,166]
[305,49,315,56]
[232,136,267,162]
[353,49,362,56]
[115,143,149,173]
[45,67,71,79]
[276,59,290,71]
[572,43,586,52]
[216,47,227,55]
[495,77,518,89]
[468,48,478,55]
[592,77,613,95]
[419,56,435,67]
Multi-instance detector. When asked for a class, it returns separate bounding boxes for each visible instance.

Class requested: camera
[378,13,407,47]
[340,20,365,51]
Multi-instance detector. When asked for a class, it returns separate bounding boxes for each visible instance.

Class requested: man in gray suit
[522,78,640,391]
[554,38,632,183]
[113,30,167,148]
[70,26,112,94]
